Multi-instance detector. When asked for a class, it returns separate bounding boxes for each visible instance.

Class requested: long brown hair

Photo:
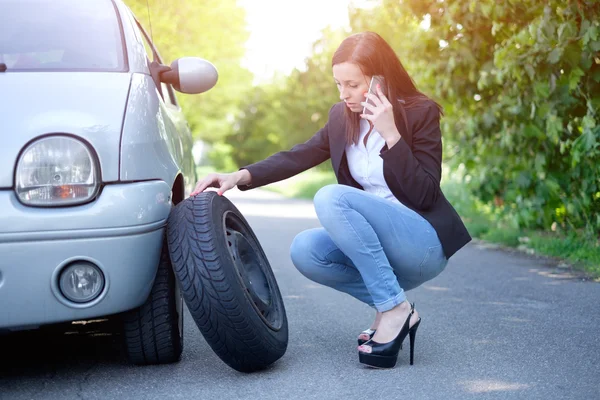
[332,31,442,145]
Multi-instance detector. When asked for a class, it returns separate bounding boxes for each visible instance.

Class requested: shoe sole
[358,352,397,369]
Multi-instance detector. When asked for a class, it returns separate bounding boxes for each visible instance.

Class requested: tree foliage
[221,27,346,169]
[229,0,599,234]
[397,0,600,233]
[125,0,253,143]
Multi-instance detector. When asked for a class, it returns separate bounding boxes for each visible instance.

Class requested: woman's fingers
[363,85,391,118]
[217,181,232,196]
[190,173,240,197]
[361,94,384,119]
[190,174,218,196]
[361,84,396,128]
[217,177,234,195]
[365,91,384,107]
[360,112,375,121]
[376,84,393,108]
[360,100,376,115]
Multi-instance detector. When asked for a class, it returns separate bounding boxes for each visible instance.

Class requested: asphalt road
[1,188,599,400]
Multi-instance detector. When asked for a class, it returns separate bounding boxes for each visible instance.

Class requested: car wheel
[122,237,184,365]
[167,192,288,372]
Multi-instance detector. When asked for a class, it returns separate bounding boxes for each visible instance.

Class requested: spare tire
[167,192,288,372]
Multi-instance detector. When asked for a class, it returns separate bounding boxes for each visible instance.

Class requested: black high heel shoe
[358,303,420,368]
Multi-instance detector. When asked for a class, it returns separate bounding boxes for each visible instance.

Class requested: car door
[131,18,197,194]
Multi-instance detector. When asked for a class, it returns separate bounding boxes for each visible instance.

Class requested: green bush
[400,0,600,234]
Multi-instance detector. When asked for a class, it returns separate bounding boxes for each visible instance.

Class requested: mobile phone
[363,75,384,115]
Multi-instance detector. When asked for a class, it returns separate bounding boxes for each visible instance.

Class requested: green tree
[395,0,600,233]
[125,0,253,144]
[223,27,344,169]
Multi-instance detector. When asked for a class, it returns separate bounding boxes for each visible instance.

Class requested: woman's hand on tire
[190,170,250,197]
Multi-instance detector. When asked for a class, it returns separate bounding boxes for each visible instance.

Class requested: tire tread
[123,239,183,365]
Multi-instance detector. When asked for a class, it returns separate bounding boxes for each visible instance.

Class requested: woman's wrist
[384,130,402,149]
[236,169,252,186]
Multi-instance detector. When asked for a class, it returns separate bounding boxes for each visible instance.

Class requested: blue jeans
[290,184,448,312]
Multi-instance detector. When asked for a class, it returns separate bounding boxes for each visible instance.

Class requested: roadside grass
[440,167,600,279]
[196,165,599,279]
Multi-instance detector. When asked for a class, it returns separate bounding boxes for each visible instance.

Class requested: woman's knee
[290,230,316,270]
[313,184,352,217]
[290,229,326,280]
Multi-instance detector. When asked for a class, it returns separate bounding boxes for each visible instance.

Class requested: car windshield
[0,0,126,71]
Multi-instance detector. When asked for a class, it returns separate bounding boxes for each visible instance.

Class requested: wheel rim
[224,212,283,331]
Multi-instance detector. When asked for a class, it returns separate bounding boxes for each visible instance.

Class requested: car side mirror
[159,57,218,94]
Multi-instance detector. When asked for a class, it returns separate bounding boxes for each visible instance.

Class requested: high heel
[358,303,419,368]
[408,318,421,366]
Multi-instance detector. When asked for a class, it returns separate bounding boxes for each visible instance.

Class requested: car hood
[0,72,132,188]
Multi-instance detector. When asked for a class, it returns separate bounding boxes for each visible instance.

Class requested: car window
[0,0,126,71]
[133,22,155,63]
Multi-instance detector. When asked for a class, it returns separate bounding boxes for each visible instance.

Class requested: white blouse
[345,119,405,206]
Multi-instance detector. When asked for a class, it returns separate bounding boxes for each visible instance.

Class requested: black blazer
[238,100,471,259]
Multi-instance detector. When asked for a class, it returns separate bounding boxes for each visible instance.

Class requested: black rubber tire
[167,192,288,372]
[122,238,184,365]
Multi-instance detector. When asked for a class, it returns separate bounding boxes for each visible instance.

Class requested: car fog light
[59,262,104,303]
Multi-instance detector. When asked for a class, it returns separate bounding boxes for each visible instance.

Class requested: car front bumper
[0,181,172,330]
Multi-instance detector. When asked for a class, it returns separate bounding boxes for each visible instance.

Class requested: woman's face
[333,62,371,113]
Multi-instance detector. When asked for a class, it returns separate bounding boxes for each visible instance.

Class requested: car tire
[122,237,184,365]
[167,192,288,372]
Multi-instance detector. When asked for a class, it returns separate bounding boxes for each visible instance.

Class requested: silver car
[0,0,218,364]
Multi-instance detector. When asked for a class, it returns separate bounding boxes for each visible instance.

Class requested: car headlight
[16,136,99,206]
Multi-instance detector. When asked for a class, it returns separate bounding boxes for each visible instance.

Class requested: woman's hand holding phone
[360,78,401,147]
